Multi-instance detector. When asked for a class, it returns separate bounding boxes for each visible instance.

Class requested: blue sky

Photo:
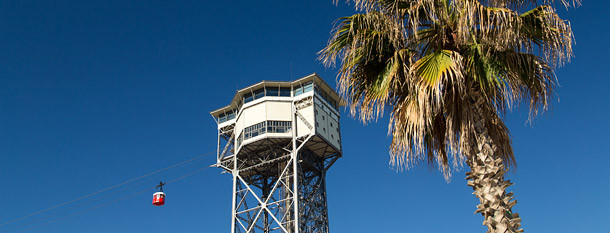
[1,0,609,232]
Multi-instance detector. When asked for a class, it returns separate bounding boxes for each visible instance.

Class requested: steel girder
[226,149,336,233]
[216,97,338,233]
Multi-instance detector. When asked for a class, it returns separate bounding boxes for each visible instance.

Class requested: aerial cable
[0,151,215,227]
[10,187,156,233]
[6,165,212,233]
[5,159,207,231]
[164,165,211,185]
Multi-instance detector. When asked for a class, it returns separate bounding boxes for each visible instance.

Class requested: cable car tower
[211,74,343,233]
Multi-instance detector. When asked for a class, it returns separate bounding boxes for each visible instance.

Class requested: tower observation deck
[211,74,343,233]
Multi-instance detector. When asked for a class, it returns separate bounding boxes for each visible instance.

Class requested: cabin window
[294,81,313,96]
[279,87,291,97]
[294,86,303,96]
[226,110,236,121]
[242,86,292,102]
[303,81,313,92]
[243,93,254,104]
[238,121,292,147]
[218,110,237,123]
[218,113,226,123]
[267,121,291,133]
[244,121,266,139]
[254,88,265,100]
[267,87,279,96]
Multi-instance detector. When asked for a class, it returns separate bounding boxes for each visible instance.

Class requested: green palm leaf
[412,50,463,87]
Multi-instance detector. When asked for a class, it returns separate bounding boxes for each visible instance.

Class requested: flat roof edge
[210,73,341,116]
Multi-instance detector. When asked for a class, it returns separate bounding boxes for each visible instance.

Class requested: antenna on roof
[290,61,293,81]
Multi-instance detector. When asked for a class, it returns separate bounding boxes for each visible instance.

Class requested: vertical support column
[292,153,299,233]
[217,128,221,163]
[231,154,238,233]
[281,160,293,232]
[322,171,330,233]
[291,103,299,233]
[262,178,270,233]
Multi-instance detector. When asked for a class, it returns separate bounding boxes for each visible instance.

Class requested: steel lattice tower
[211,74,342,233]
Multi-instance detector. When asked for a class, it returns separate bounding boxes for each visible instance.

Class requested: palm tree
[319,0,577,232]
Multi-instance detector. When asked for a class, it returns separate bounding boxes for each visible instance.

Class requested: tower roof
[210,73,343,118]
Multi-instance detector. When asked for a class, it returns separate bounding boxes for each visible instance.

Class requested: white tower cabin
[211,74,343,233]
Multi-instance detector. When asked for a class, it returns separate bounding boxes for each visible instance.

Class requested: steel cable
[0,151,215,228]
[9,165,213,233]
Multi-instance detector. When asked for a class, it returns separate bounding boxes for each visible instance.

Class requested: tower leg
[228,151,332,233]
[231,171,237,233]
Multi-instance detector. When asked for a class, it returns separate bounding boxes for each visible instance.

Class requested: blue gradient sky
[1,1,608,232]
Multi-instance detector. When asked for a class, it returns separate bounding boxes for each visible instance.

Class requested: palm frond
[483,0,580,8]
[386,50,465,177]
[319,11,409,122]
[519,5,573,67]
[499,51,555,119]
[413,50,463,87]
[322,0,574,178]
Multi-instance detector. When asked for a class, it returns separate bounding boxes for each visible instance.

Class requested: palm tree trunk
[466,97,523,233]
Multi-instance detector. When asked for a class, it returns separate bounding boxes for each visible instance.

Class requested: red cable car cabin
[152,192,165,206]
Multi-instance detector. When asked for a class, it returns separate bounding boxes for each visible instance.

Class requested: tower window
[279,87,291,97]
